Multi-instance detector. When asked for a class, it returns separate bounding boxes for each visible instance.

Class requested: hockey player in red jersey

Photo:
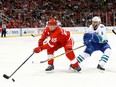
[33,18,81,72]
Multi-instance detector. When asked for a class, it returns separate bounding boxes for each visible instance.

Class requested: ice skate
[45,64,54,71]
[97,64,105,71]
[70,64,81,72]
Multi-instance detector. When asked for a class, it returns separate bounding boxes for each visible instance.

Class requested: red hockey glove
[34,46,42,53]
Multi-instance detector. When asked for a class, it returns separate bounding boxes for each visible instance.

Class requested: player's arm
[38,28,50,46]
[34,34,58,53]
[83,33,107,47]
[83,29,106,46]
[34,43,51,53]
[83,32,105,45]
[96,25,108,43]
[85,25,93,33]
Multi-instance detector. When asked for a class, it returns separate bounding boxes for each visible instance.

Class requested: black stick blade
[40,61,46,63]
[3,74,10,79]
[40,59,48,63]
[112,30,116,35]
[31,34,35,37]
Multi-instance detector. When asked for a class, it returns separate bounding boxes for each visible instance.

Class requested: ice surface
[0,33,116,87]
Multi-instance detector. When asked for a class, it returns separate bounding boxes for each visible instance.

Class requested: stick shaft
[40,45,85,63]
[9,52,34,78]
[31,34,36,37]
[112,30,116,35]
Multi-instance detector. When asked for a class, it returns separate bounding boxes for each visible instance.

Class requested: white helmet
[92,16,101,23]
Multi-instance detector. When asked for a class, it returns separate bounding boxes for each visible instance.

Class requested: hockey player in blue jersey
[76,16,112,70]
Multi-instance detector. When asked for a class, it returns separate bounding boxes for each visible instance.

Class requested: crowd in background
[0,0,116,28]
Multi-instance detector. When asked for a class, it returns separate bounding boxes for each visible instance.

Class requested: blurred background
[0,0,116,28]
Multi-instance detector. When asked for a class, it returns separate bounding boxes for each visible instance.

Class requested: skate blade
[45,70,55,74]
[68,67,81,73]
[97,68,105,73]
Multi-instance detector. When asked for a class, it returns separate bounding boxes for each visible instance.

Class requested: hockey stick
[3,52,34,82]
[40,45,85,63]
[112,30,116,35]
[31,34,36,37]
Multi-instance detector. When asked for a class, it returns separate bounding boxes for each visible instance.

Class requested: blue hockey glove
[83,33,93,46]
[83,33,103,45]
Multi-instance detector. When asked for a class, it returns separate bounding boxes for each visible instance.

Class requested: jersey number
[61,30,67,36]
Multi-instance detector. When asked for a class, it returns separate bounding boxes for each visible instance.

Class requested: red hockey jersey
[40,26,71,50]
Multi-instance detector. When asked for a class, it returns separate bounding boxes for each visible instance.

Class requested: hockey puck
[32,61,34,63]
[12,78,15,82]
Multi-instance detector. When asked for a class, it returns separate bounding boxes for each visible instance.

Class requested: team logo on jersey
[51,38,57,42]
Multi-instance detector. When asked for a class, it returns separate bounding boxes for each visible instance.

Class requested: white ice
[0,33,116,87]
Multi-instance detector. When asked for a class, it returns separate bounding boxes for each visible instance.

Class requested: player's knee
[65,49,75,60]
[82,52,90,58]
[104,48,112,57]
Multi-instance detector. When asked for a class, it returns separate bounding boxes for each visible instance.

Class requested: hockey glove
[83,33,93,46]
[34,46,42,53]
[83,33,103,45]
